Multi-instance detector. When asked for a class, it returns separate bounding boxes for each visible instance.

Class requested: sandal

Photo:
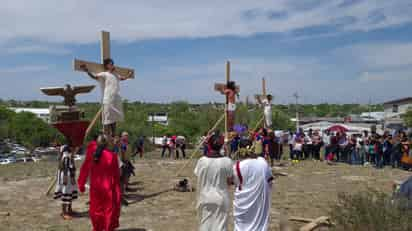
[61,213,73,220]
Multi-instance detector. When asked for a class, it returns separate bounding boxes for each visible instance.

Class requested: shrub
[331,190,412,231]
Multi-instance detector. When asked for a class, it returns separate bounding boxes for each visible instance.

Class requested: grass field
[0,149,410,231]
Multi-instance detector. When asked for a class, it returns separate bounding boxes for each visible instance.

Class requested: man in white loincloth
[81,58,132,137]
[224,81,238,132]
[194,131,233,231]
[257,94,273,129]
[233,147,274,231]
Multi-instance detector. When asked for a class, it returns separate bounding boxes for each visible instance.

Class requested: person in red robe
[78,135,121,231]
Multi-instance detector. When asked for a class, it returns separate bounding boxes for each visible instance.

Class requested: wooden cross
[214,61,240,95]
[73,31,135,78]
[255,77,267,102]
[214,61,240,146]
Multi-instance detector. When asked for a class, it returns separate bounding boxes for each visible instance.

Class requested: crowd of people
[217,125,412,171]
[161,135,187,159]
[286,128,412,170]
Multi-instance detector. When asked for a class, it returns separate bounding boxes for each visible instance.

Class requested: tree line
[0,99,392,149]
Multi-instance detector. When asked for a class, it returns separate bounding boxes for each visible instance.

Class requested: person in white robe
[233,147,274,231]
[257,95,273,129]
[194,132,233,231]
[81,58,132,137]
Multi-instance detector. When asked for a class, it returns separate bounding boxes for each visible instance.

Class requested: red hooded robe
[78,141,121,231]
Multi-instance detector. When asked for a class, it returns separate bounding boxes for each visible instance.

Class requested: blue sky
[1,0,412,104]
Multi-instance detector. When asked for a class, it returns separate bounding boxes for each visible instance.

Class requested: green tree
[0,106,15,139]
[402,107,412,128]
[8,112,61,148]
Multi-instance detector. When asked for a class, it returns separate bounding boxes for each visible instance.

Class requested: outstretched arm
[78,144,94,192]
[256,96,263,105]
[80,64,98,80]
[119,71,133,81]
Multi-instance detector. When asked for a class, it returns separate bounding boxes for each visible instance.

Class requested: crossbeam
[73,59,135,79]
[73,31,135,78]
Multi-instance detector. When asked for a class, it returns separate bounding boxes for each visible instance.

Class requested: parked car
[31,156,41,162]
[74,155,84,161]
[16,157,34,163]
[0,158,16,165]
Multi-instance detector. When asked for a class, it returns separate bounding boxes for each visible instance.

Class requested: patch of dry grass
[331,190,412,231]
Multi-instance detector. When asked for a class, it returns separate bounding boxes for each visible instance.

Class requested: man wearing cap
[81,58,133,137]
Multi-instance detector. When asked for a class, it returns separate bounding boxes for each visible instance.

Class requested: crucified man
[80,58,133,137]
[224,81,238,132]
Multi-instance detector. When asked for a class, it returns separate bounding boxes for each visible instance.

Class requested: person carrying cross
[80,58,132,138]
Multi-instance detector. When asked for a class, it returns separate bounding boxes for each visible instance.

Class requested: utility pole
[149,112,155,145]
[368,97,372,118]
[293,92,300,132]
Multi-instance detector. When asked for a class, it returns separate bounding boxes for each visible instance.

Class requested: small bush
[331,190,412,231]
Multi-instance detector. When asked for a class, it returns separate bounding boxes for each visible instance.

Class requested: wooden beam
[262,77,266,96]
[255,94,265,102]
[214,83,240,94]
[226,61,230,83]
[289,216,314,223]
[74,59,135,79]
[101,31,111,63]
[299,216,332,231]
[0,212,10,216]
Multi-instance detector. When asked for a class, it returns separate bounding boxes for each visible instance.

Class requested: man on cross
[80,58,132,137]
[257,94,273,129]
[224,81,238,132]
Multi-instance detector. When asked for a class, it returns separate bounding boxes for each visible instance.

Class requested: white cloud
[131,57,332,103]
[359,70,412,82]
[2,44,71,55]
[0,65,50,74]
[1,0,411,43]
[337,42,412,70]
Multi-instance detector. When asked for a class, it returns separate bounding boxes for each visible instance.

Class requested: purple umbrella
[234,124,248,134]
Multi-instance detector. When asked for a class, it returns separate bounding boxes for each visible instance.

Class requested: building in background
[147,112,168,126]
[9,108,50,123]
[383,97,412,129]
[360,112,385,122]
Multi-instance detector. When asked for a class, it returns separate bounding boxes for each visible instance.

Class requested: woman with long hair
[78,135,121,231]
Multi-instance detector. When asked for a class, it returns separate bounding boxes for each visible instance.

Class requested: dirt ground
[0,150,411,231]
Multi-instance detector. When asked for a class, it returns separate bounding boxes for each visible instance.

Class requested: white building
[360,112,385,121]
[147,112,168,126]
[383,97,412,128]
[9,108,50,123]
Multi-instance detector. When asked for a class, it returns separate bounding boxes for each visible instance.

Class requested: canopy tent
[325,124,349,133]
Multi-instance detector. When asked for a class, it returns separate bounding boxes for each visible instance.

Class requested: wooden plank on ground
[299,216,332,231]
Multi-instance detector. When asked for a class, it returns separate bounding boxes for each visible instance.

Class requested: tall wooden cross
[255,77,272,128]
[73,31,135,78]
[254,77,267,102]
[214,61,240,145]
[214,61,240,95]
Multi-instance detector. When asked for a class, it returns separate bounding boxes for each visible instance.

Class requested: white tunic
[262,99,272,127]
[233,157,273,231]
[194,156,233,231]
[96,72,124,125]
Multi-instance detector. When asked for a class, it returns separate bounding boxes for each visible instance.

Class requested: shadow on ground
[127,189,173,205]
